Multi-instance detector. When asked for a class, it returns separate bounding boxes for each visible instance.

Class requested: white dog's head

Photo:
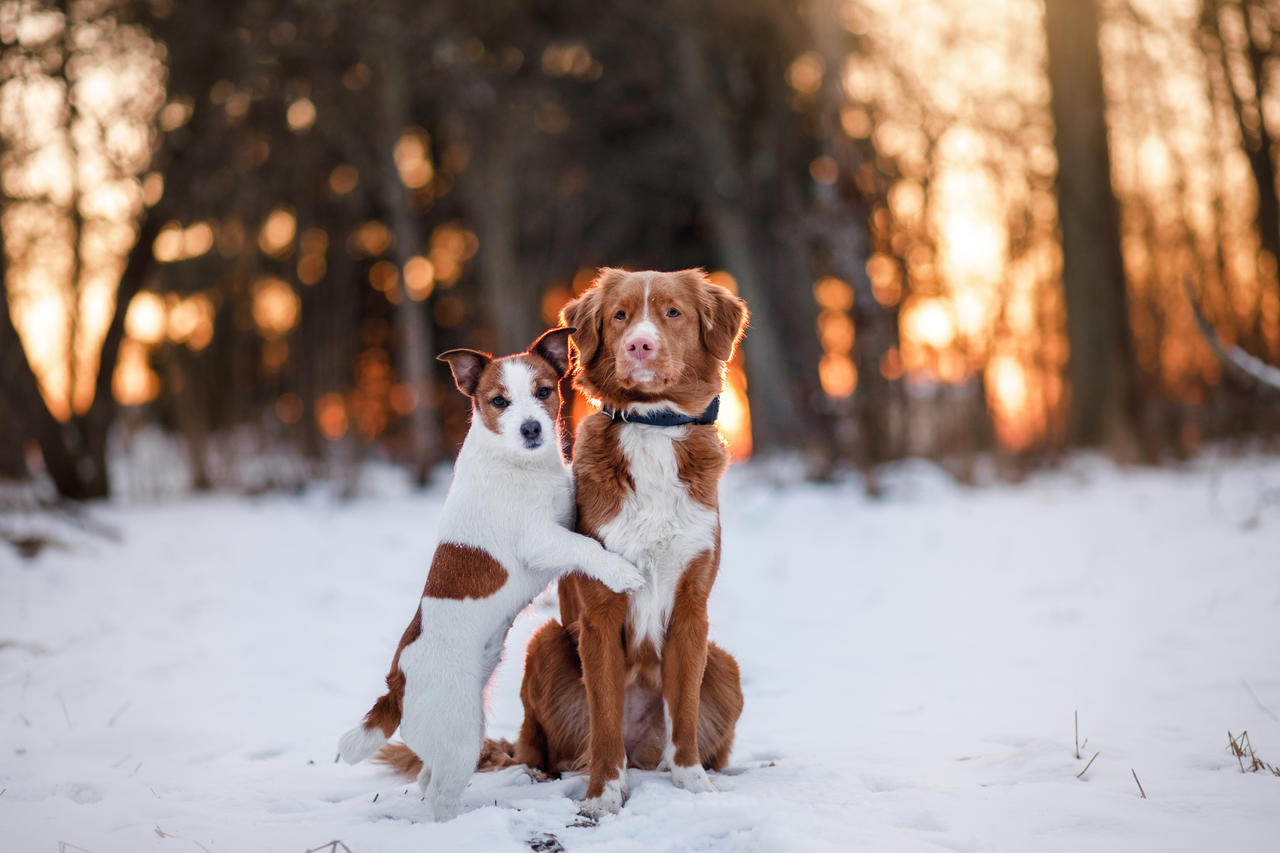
[438,328,574,459]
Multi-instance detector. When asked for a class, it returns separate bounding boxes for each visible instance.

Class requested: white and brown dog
[336,327,643,822]
[516,268,749,816]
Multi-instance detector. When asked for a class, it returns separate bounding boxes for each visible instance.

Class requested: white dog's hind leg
[416,700,482,822]
[424,737,477,821]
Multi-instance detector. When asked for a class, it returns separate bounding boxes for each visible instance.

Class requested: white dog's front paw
[670,763,716,793]
[598,554,644,594]
[578,776,628,817]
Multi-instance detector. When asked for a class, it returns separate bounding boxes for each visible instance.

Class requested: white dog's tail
[339,606,424,764]
[337,670,406,764]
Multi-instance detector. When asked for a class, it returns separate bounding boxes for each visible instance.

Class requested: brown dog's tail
[336,671,406,765]
[371,738,518,779]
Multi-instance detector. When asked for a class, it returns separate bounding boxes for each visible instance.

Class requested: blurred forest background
[2,0,1280,501]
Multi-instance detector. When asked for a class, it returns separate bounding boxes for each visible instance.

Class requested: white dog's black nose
[520,420,541,445]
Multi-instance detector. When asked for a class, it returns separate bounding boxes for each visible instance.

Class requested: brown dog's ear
[698,281,749,362]
[437,348,492,396]
[529,327,576,378]
[560,286,604,366]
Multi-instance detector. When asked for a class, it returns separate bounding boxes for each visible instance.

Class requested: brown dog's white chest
[594,423,719,653]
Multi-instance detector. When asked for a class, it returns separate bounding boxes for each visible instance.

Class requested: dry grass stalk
[1074,710,1088,760]
[1228,730,1280,776]
[1076,751,1099,779]
[1131,768,1146,799]
[154,825,212,853]
[304,843,354,853]
[107,701,131,727]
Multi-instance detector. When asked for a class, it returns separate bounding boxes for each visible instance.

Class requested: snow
[2,453,1279,852]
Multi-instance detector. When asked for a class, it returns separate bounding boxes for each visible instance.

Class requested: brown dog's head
[437,327,574,456]
[559,268,748,411]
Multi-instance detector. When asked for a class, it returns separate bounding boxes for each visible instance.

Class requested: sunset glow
[719,363,752,461]
[4,0,1273,462]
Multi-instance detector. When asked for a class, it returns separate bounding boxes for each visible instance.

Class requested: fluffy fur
[336,328,642,822]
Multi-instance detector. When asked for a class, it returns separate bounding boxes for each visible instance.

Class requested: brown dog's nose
[625,336,656,361]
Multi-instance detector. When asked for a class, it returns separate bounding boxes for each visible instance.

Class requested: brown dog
[511,267,749,816]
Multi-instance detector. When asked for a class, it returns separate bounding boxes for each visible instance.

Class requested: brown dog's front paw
[578,776,628,817]
[670,763,716,793]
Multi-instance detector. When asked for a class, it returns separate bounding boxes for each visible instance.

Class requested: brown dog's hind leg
[476,738,518,771]
[516,620,591,777]
[696,641,744,771]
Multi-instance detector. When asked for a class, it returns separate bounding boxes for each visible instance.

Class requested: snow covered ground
[2,453,1279,852]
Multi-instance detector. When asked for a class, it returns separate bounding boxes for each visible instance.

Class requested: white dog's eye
[491,396,509,409]
[536,387,553,399]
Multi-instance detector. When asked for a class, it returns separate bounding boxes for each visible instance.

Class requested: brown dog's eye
[536,387,552,399]
[614,310,627,321]
[491,396,509,409]
[665,307,681,318]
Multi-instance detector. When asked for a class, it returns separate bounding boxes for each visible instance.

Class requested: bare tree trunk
[464,119,534,353]
[1044,0,1142,453]
[70,209,163,497]
[0,409,27,480]
[374,33,442,486]
[1203,0,1280,354]
[56,0,85,420]
[0,225,87,497]
[808,0,901,480]
[165,351,212,490]
[671,25,814,454]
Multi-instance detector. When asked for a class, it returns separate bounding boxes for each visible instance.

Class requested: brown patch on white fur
[355,540,508,740]
[522,354,565,424]
[423,543,509,600]
[472,361,512,435]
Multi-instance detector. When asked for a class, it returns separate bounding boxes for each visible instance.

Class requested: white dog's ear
[530,327,575,378]
[437,348,491,396]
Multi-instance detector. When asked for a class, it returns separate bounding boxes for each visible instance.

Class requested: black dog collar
[601,396,720,427]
